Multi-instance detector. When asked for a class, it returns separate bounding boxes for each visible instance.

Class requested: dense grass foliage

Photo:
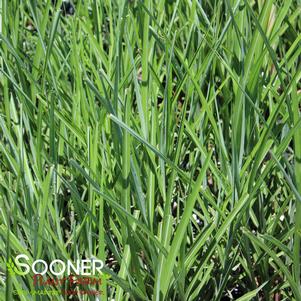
[0,0,301,300]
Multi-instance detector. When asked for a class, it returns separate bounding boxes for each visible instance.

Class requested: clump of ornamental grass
[0,0,301,300]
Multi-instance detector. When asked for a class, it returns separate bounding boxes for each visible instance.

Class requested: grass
[0,0,301,300]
